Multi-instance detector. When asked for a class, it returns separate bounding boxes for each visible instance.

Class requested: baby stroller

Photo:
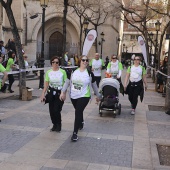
[99,78,121,118]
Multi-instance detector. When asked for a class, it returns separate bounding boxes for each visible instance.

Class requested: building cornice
[2,26,23,32]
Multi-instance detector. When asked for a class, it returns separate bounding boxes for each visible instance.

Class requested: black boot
[165,110,170,115]
[56,124,61,132]
[50,125,57,131]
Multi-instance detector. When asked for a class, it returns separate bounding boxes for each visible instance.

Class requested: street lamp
[155,20,161,70]
[83,19,89,37]
[39,0,49,89]
[98,32,105,59]
[29,1,49,89]
[148,32,154,65]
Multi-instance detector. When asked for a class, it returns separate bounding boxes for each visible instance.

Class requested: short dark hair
[111,54,117,59]
[50,56,60,65]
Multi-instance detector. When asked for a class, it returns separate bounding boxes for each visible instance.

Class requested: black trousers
[8,74,14,91]
[49,95,64,126]
[71,97,90,134]
[128,85,141,110]
[94,76,101,87]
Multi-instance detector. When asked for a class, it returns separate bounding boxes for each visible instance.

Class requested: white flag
[82,29,97,56]
[138,36,148,66]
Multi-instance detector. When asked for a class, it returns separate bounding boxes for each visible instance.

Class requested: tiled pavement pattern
[52,137,133,167]
[0,71,169,170]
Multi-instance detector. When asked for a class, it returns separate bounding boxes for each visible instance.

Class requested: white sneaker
[131,109,135,115]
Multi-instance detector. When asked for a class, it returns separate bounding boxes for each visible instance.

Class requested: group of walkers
[41,53,148,142]
[0,39,28,93]
[64,52,79,66]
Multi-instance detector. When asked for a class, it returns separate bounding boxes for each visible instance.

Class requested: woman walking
[106,54,123,78]
[124,56,148,115]
[106,54,124,94]
[40,56,67,132]
[60,55,101,142]
[6,51,16,93]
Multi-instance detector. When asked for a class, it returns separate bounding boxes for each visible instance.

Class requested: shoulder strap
[87,69,91,77]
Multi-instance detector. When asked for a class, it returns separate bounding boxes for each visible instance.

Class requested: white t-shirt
[70,69,90,99]
[127,65,146,82]
[45,69,67,90]
[90,59,104,77]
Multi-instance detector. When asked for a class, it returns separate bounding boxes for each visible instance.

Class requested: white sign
[138,36,148,66]
[82,29,97,56]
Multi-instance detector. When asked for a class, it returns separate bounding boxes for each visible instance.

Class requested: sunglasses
[52,61,59,64]
[134,59,140,61]
[81,59,89,62]
[112,58,116,59]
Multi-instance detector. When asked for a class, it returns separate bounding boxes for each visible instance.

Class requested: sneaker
[71,132,78,142]
[0,120,1,122]
[131,109,135,115]
[50,125,57,132]
[79,122,85,130]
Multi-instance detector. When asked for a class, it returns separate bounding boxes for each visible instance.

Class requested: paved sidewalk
[0,75,169,170]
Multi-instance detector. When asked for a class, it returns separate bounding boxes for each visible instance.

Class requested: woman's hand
[96,97,101,104]
[60,92,66,101]
[40,93,45,102]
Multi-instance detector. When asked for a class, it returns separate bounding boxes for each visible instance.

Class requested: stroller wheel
[118,104,121,115]
[113,114,116,118]
[99,109,102,117]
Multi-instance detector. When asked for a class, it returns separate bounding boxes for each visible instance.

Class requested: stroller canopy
[99,78,120,93]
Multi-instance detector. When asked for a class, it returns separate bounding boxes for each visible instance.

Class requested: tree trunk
[95,25,98,52]
[79,16,83,54]
[165,30,170,110]
[62,0,68,64]
[3,2,26,98]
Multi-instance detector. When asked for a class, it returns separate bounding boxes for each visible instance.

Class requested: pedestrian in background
[124,56,148,115]
[106,54,123,79]
[60,55,101,142]
[0,41,7,56]
[6,51,16,93]
[70,54,75,66]
[64,51,68,66]
[106,54,124,94]
[40,56,67,132]
[89,53,105,87]
[74,54,79,66]
[0,55,8,95]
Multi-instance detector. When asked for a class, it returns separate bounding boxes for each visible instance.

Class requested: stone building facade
[0,0,123,62]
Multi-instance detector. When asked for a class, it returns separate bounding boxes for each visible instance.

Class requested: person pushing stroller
[106,54,124,94]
